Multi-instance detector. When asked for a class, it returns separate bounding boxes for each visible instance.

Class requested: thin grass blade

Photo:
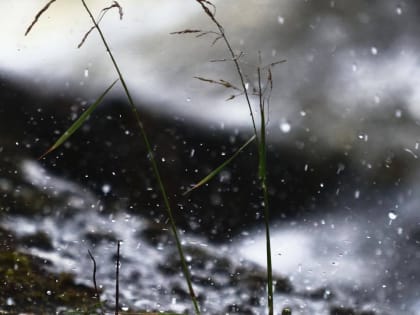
[25,0,57,36]
[183,135,256,195]
[39,79,119,159]
[80,1,201,313]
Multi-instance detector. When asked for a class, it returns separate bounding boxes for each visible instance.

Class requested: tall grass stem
[258,66,274,314]
[195,1,274,314]
[80,1,200,314]
[195,1,259,141]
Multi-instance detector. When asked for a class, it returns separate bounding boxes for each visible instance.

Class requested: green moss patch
[0,246,98,314]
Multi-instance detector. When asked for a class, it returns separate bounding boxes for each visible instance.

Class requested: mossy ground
[0,227,98,314]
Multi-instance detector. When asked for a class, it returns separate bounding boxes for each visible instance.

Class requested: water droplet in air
[371,46,378,55]
[280,121,291,133]
[354,190,360,199]
[396,6,402,15]
[46,290,52,296]
[102,184,111,195]
[6,297,15,306]
[388,211,398,225]
[388,211,397,220]
[357,133,368,142]
[352,63,358,72]
[395,109,402,118]
[84,69,89,78]
[277,16,285,24]
[374,95,381,104]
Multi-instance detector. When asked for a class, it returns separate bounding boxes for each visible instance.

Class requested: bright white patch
[22,160,93,202]
[239,222,370,290]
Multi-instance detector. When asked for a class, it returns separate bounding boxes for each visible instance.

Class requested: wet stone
[330,306,356,315]
[274,277,293,294]
[139,223,172,247]
[170,285,191,301]
[19,231,53,251]
[158,261,180,275]
[191,274,220,289]
[248,295,261,306]
[330,306,376,315]
[0,227,16,251]
[84,230,117,245]
[225,303,254,315]
[307,287,334,300]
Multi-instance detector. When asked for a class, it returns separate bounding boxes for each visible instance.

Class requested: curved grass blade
[183,134,256,196]
[25,0,57,36]
[39,79,119,159]
[80,2,201,313]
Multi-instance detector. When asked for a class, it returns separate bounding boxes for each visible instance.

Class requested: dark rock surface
[0,76,413,242]
[0,76,388,314]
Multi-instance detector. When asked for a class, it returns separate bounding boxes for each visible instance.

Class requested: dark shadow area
[0,76,413,242]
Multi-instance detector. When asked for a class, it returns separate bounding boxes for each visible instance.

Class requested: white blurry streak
[239,221,369,290]
[330,51,420,117]
[2,1,420,139]
[0,0,294,126]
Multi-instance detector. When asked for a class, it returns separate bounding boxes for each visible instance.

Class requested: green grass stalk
[194,1,259,141]
[80,1,201,314]
[194,1,274,314]
[257,66,274,313]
